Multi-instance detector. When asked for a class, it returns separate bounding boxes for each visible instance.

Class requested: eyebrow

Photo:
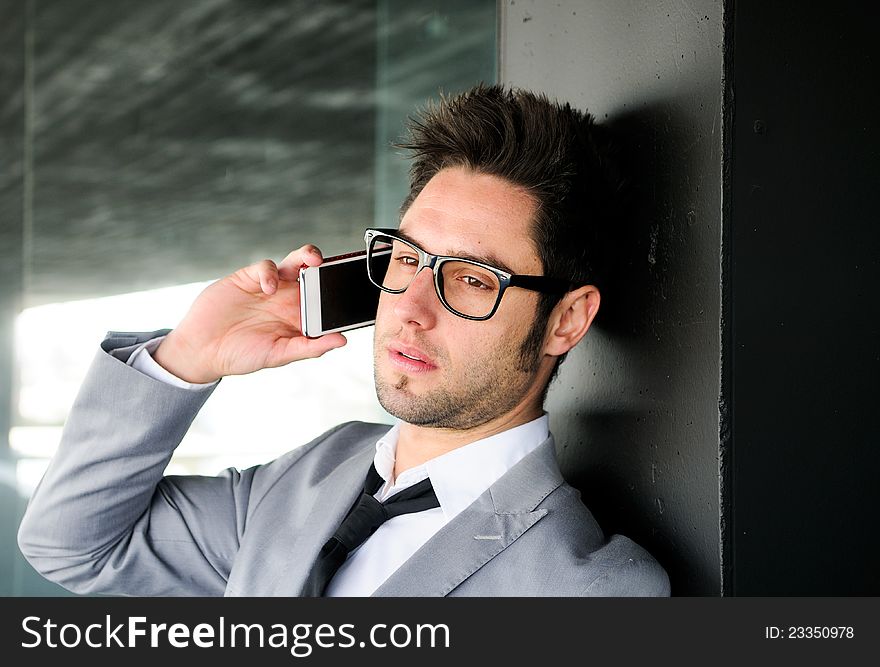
[394,229,518,275]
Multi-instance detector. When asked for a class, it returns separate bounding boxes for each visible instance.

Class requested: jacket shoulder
[581,533,670,596]
[246,420,391,497]
[527,482,670,597]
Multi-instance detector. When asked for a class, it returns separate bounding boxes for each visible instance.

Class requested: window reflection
[13,284,390,489]
[4,0,495,595]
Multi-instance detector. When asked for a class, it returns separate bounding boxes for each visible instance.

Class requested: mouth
[387,343,438,373]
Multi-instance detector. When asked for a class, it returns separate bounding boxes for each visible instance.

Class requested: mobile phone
[299,247,391,337]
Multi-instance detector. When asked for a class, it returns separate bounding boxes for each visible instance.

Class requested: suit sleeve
[17,332,252,596]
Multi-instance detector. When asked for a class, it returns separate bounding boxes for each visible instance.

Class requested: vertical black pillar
[723,0,880,594]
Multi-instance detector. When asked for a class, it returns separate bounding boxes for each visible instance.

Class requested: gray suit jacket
[18,331,670,597]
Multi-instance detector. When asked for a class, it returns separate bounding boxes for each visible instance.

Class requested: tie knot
[332,476,439,551]
[300,464,441,597]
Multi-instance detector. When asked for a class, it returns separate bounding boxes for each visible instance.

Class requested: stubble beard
[373,327,544,431]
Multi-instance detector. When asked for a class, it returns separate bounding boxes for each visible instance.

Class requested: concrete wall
[500,0,724,595]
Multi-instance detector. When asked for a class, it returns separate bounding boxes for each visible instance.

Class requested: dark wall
[500,0,724,595]
[723,1,880,595]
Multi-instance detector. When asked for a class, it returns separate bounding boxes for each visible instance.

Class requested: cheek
[506,289,540,318]
[494,294,538,336]
[448,321,507,363]
[495,313,540,363]
[374,292,394,326]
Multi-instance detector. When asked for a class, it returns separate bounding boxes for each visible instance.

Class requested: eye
[393,253,419,268]
[460,274,492,290]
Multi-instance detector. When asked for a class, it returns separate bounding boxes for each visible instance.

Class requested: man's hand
[152,245,347,383]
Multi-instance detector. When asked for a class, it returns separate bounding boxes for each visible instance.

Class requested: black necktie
[300,463,440,597]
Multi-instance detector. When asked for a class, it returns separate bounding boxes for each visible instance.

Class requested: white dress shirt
[127,335,550,596]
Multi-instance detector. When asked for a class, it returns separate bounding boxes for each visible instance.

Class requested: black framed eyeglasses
[364,228,571,321]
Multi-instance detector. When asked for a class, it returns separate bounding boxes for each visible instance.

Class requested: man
[18,84,669,596]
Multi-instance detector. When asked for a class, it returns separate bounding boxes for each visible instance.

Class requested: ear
[542,285,601,357]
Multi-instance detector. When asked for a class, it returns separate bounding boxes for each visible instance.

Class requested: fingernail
[267,279,277,291]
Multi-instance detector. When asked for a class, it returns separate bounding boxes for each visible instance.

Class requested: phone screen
[318,253,390,331]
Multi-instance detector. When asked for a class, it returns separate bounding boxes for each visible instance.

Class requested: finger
[238,259,279,295]
[257,259,280,295]
[278,244,323,281]
[282,332,347,361]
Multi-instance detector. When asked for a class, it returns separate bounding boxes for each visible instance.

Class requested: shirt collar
[372,415,550,522]
[373,423,400,487]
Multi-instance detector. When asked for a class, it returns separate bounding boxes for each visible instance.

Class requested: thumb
[282,332,348,362]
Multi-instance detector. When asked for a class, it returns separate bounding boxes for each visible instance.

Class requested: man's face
[372,166,550,430]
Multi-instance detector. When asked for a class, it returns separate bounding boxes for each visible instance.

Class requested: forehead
[399,167,542,273]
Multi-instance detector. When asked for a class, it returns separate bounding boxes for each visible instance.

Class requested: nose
[391,266,439,329]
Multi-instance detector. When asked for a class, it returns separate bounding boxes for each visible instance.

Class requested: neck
[393,402,544,481]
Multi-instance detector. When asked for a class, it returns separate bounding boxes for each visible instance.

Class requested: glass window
[1,0,495,595]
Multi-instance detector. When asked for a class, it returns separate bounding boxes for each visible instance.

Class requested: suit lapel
[372,437,564,597]
[254,441,376,596]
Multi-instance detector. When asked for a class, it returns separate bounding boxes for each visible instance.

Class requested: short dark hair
[397,83,621,386]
